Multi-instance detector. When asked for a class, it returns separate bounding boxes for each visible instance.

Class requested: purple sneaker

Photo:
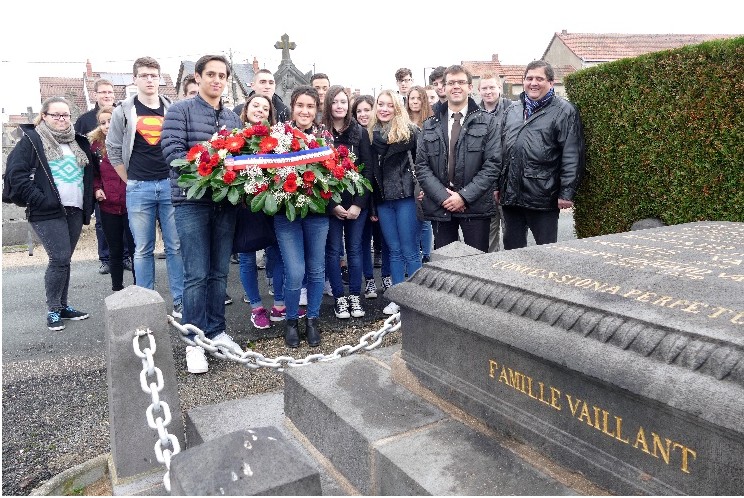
[251,307,270,329]
[270,306,306,322]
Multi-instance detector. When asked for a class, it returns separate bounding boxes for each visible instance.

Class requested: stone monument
[387,221,744,495]
[273,33,309,106]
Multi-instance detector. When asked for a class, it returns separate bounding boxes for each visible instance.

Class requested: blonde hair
[368,89,413,144]
[87,106,114,156]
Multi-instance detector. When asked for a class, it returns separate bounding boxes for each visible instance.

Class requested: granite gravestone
[388,221,743,495]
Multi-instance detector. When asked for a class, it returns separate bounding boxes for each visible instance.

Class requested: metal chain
[133,327,181,493]
[167,313,401,370]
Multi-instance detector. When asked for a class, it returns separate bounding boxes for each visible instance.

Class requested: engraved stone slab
[387,222,744,495]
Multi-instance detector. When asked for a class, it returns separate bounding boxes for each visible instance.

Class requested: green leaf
[188,183,207,200]
[212,186,228,202]
[264,193,279,215]
[309,196,325,213]
[285,201,295,221]
[251,191,267,211]
[227,187,241,205]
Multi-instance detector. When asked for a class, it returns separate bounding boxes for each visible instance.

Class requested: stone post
[105,285,184,491]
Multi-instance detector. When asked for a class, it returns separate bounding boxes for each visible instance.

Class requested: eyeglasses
[399,78,413,83]
[137,73,160,80]
[45,113,71,120]
[445,80,469,87]
[96,90,114,95]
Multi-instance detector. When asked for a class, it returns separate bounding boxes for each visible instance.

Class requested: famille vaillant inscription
[388,222,743,495]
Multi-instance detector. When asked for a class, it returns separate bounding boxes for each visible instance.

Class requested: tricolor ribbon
[224,146,335,170]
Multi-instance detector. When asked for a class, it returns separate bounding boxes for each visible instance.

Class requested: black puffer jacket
[499,93,585,210]
[359,125,420,216]
[5,124,95,224]
[415,97,500,220]
[327,121,373,211]
[161,94,242,204]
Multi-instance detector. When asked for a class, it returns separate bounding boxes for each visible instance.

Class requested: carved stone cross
[274,33,296,62]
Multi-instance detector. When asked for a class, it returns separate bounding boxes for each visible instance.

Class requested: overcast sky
[1,0,740,115]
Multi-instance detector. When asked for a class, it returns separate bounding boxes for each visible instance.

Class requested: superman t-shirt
[128,97,169,181]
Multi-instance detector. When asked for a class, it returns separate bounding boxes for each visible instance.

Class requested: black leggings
[100,211,136,291]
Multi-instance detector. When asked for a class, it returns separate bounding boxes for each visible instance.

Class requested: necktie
[448,112,462,185]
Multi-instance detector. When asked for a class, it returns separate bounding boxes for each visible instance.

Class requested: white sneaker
[383,301,400,315]
[324,279,333,296]
[299,287,308,306]
[186,346,208,374]
[212,332,242,354]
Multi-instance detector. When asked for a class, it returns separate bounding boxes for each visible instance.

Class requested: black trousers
[100,211,136,291]
[501,206,559,250]
[433,217,491,252]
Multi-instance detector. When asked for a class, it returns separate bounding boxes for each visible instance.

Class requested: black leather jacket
[415,98,501,220]
[359,125,420,216]
[499,93,585,210]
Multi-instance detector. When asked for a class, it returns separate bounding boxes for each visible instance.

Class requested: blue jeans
[174,202,237,339]
[274,213,329,320]
[126,178,183,306]
[419,220,433,258]
[326,209,367,297]
[376,197,422,285]
[240,244,285,307]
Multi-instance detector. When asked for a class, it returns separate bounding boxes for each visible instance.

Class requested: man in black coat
[499,60,585,250]
[415,65,501,253]
[233,69,289,122]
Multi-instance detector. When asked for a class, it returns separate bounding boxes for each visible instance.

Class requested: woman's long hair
[321,85,352,133]
[240,93,276,126]
[368,89,413,144]
[406,85,432,127]
[87,106,115,156]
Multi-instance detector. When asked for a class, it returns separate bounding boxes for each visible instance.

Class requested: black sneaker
[422,255,431,264]
[334,296,350,319]
[123,258,134,272]
[364,278,378,299]
[59,306,89,320]
[98,262,110,274]
[230,253,239,264]
[381,276,393,293]
[225,294,233,305]
[47,311,65,331]
[348,295,365,318]
[172,303,183,319]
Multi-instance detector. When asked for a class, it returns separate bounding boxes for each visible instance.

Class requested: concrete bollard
[105,285,184,491]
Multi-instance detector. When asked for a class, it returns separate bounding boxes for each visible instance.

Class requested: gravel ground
[1,223,400,496]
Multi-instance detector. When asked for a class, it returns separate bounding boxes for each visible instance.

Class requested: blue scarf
[523,87,555,120]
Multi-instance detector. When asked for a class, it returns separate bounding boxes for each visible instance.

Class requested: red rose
[200,151,210,163]
[333,166,345,180]
[242,128,254,138]
[217,128,231,137]
[256,183,268,193]
[291,138,301,151]
[223,170,237,184]
[259,136,278,153]
[342,157,354,170]
[197,162,213,176]
[286,172,298,182]
[336,145,349,158]
[226,135,245,153]
[323,158,335,170]
[308,140,319,149]
[252,124,269,136]
[187,144,206,162]
[302,170,315,184]
[320,189,332,200]
[208,153,220,167]
[283,178,298,193]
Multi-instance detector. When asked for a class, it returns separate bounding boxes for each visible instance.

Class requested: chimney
[86,59,93,77]
[561,29,568,35]
[252,57,259,72]
[492,54,499,62]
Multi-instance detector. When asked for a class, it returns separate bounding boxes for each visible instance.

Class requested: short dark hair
[351,94,374,123]
[444,65,472,84]
[395,67,412,82]
[310,73,330,85]
[182,74,197,95]
[524,60,555,81]
[428,66,446,84]
[132,56,160,77]
[290,85,320,112]
[195,54,231,78]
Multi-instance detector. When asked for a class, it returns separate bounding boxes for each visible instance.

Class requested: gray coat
[106,94,172,171]
[160,95,242,204]
[415,97,501,220]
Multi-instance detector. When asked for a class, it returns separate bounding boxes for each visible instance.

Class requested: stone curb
[30,453,110,496]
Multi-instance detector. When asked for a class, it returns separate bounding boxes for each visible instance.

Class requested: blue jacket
[161,94,242,204]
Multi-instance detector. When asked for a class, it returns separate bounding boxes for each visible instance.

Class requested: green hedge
[565,36,744,238]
